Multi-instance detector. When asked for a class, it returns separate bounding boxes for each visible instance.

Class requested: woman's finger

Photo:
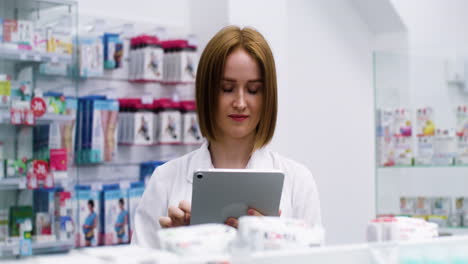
[159,216,172,228]
[247,208,264,216]
[168,206,186,226]
[179,200,191,214]
[225,217,239,229]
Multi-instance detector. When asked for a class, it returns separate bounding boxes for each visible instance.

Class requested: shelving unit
[374,51,468,231]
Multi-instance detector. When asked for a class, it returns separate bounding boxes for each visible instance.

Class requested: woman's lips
[228,114,249,122]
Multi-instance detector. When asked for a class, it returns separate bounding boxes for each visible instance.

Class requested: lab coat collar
[185,141,272,183]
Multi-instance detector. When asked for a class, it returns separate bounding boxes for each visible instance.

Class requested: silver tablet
[190,169,284,225]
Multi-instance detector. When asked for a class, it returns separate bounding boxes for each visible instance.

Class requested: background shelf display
[1,0,202,258]
[374,51,468,230]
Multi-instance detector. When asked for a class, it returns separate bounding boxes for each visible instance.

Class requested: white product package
[366,216,438,242]
[157,224,236,256]
[234,216,325,253]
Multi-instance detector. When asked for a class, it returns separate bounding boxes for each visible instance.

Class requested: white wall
[226,0,376,245]
[391,0,468,57]
[283,0,375,245]
[76,0,190,29]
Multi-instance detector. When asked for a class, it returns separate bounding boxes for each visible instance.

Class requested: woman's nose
[233,89,247,110]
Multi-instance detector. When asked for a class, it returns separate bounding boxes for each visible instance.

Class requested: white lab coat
[131,141,322,248]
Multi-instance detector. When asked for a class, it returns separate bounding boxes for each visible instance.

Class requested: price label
[91,182,102,191]
[18,178,26,189]
[120,181,130,189]
[33,54,41,62]
[19,53,27,61]
[142,95,153,104]
[51,56,59,63]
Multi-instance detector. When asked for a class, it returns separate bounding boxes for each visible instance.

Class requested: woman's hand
[159,200,191,228]
[225,208,265,228]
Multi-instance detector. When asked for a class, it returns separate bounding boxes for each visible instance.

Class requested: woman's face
[215,48,263,141]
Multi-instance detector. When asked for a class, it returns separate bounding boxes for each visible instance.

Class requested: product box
[0,79,11,108]
[158,99,181,144]
[128,181,145,239]
[8,206,33,238]
[139,160,165,184]
[400,197,416,215]
[415,136,434,165]
[33,27,47,52]
[416,107,435,137]
[44,92,66,114]
[456,135,468,165]
[103,33,122,69]
[3,19,18,43]
[90,99,107,163]
[0,18,3,43]
[433,129,457,165]
[0,209,8,242]
[100,184,129,245]
[181,101,203,144]
[75,185,100,247]
[0,142,4,180]
[78,36,104,77]
[50,148,67,171]
[101,99,119,161]
[394,108,412,137]
[32,188,56,237]
[415,197,432,216]
[17,20,33,47]
[142,37,163,81]
[456,105,468,137]
[5,159,28,178]
[377,137,395,166]
[431,197,451,216]
[455,197,468,227]
[181,45,197,82]
[55,191,73,241]
[54,30,72,55]
[134,103,154,145]
[394,136,413,166]
[62,97,77,164]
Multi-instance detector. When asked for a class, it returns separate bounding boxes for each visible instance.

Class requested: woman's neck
[209,135,255,169]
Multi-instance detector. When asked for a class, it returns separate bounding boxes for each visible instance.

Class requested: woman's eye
[222,87,234,93]
[248,84,263,94]
[221,83,235,93]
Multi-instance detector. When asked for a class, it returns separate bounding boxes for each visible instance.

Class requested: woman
[132,26,321,247]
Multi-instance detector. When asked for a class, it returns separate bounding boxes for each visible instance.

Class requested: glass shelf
[0,112,75,125]
[374,51,468,223]
[439,227,468,236]
[0,239,73,258]
[378,164,468,169]
[0,173,71,190]
[0,46,72,64]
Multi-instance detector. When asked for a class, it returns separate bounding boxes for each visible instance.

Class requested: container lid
[130,181,145,188]
[158,98,180,109]
[102,183,120,191]
[181,100,196,111]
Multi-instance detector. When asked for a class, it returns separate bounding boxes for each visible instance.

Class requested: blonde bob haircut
[196,26,278,151]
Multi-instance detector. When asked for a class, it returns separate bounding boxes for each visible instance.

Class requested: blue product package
[33,188,62,236]
[103,33,121,69]
[0,18,3,43]
[139,161,165,184]
[128,181,145,238]
[75,98,84,164]
[100,184,129,245]
[75,185,100,247]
